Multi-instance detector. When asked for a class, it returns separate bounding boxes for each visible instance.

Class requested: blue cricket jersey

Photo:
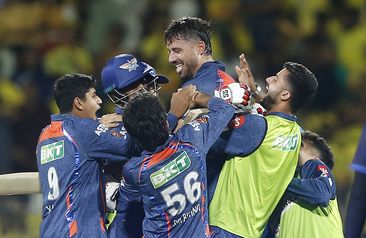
[118,97,235,237]
[108,108,180,238]
[181,61,232,96]
[181,61,244,203]
[36,114,133,238]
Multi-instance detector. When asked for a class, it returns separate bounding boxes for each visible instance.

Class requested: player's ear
[197,41,206,55]
[74,97,83,111]
[280,90,291,101]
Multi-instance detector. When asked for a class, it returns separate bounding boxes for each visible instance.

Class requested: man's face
[80,88,102,120]
[112,78,160,108]
[261,68,292,110]
[166,38,201,80]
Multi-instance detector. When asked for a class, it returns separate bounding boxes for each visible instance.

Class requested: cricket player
[36,73,135,237]
[165,17,256,203]
[119,88,235,237]
[268,131,344,238]
[208,60,318,238]
[100,53,183,238]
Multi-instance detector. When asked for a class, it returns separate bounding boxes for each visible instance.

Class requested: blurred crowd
[0,0,366,235]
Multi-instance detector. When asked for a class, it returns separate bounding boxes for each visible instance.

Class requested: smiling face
[79,88,102,120]
[166,38,202,80]
[261,68,292,110]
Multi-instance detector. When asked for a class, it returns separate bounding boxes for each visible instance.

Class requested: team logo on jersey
[228,114,245,128]
[150,151,191,189]
[317,165,329,177]
[272,134,298,151]
[40,141,64,164]
[119,57,139,72]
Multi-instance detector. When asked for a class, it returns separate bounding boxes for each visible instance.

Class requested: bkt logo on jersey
[150,151,191,189]
[272,134,298,151]
[41,141,64,164]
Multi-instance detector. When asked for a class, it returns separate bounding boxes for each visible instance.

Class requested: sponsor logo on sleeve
[272,134,299,151]
[41,141,64,164]
[95,124,109,136]
[150,151,191,189]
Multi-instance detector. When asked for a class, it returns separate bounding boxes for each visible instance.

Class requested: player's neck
[268,103,293,116]
[194,55,214,77]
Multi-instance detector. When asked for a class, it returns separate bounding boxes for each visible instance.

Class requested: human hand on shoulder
[99,113,123,129]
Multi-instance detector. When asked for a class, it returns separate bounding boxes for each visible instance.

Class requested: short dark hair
[284,62,318,112]
[54,73,96,113]
[302,130,334,169]
[123,93,169,151]
[164,17,213,55]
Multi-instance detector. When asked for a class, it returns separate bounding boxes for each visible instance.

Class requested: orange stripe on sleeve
[38,121,64,143]
[146,142,178,169]
[217,69,236,86]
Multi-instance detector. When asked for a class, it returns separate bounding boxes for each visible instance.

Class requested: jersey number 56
[160,171,201,217]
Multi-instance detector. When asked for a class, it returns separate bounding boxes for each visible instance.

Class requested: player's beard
[260,95,274,111]
[179,59,198,81]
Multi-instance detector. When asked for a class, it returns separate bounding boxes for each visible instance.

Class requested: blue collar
[195,61,225,76]
[51,114,77,121]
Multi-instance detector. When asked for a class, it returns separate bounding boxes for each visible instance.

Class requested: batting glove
[215,82,252,112]
[105,181,120,211]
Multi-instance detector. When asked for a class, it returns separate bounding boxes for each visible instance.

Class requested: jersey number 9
[47,166,60,200]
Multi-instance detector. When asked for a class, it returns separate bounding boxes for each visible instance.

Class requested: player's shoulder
[301,159,332,179]
[124,155,144,172]
[303,159,328,170]
[229,113,267,132]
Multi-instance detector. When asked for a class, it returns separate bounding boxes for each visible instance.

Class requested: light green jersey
[277,199,344,238]
[209,115,301,238]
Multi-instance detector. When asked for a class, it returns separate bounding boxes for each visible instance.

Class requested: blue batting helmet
[101,54,169,108]
[101,54,168,93]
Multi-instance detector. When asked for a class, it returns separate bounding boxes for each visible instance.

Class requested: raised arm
[235,53,266,103]
[286,160,336,207]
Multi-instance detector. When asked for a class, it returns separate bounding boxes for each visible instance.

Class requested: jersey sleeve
[167,112,178,133]
[111,162,142,237]
[119,162,142,202]
[178,97,235,154]
[286,160,336,207]
[76,119,135,163]
[222,114,267,156]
